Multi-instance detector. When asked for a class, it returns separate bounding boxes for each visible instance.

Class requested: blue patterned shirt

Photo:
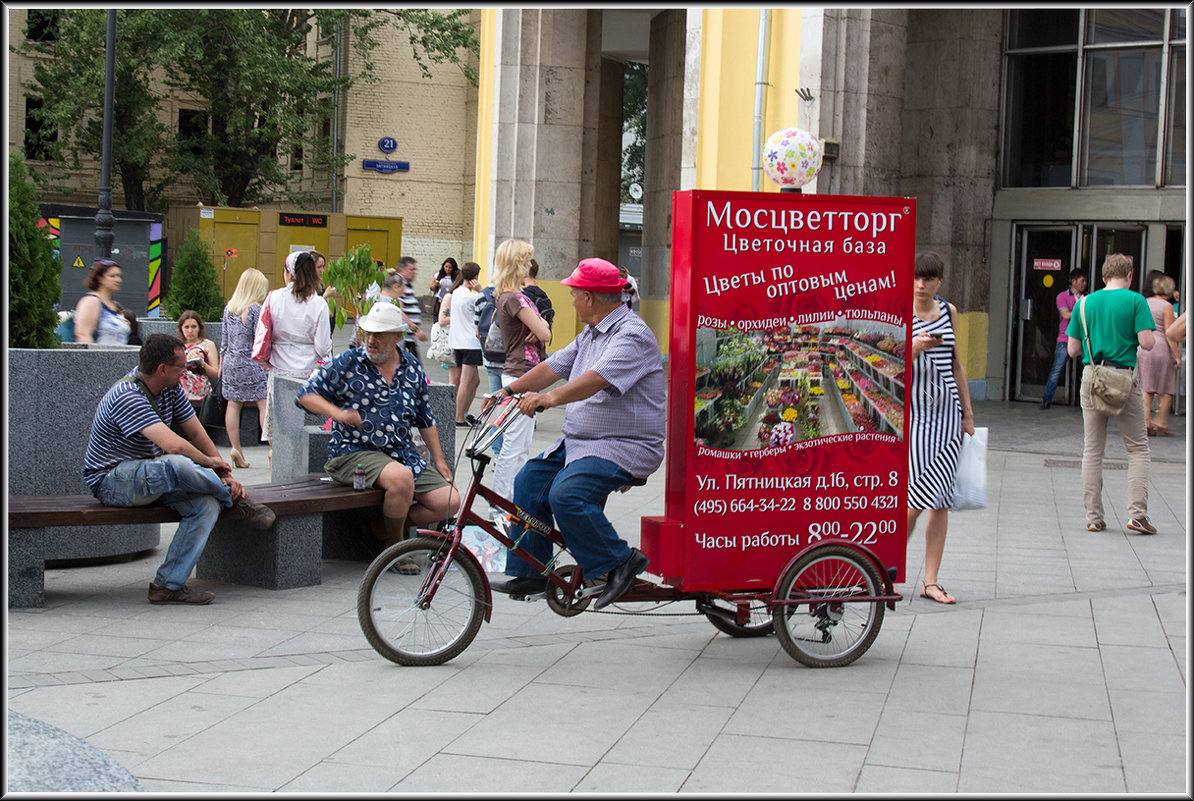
[297,347,435,475]
[543,304,666,479]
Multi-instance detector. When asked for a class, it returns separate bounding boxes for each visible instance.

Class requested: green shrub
[162,227,224,320]
[8,151,63,348]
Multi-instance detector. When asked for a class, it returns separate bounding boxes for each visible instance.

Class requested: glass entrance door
[1089,225,1146,290]
[1013,225,1079,401]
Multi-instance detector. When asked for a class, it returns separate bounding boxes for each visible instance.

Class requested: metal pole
[751,9,771,192]
[94,9,116,259]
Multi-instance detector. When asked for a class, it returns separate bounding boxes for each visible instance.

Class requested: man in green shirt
[1066,253,1157,535]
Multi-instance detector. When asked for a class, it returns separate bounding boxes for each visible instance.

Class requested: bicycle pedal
[509,591,547,602]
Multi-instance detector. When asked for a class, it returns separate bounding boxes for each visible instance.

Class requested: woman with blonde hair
[220,267,270,467]
[1139,273,1181,436]
[489,239,552,529]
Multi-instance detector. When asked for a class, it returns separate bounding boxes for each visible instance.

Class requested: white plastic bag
[951,427,987,511]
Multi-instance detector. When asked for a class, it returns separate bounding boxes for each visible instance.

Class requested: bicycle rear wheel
[357,536,486,666]
[772,544,884,667]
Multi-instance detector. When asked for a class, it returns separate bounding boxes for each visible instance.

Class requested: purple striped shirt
[544,304,666,478]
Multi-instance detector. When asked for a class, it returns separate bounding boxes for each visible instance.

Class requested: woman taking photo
[257,251,332,457]
[73,259,131,344]
[490,239,552,528]
[221,267,270,468]
[907,251,974,605]
[439,261,484,426]
[176,310,220,414]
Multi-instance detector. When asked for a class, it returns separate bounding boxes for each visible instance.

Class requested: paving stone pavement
[6,332,1189,793]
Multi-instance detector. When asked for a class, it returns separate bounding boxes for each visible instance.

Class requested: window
[291,145,303,172]
[1165,13,1186,185]
[24,97,57,161]
[1002,8,1186,187]
[25,9,58,42]
[177,109,208,158]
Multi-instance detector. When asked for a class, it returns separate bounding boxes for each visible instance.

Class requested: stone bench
[8,474,385,608]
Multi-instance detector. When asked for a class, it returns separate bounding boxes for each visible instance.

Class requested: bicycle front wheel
[357,536,486,666]
[772,544,884,668]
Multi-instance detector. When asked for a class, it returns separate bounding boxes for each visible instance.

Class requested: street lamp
[94,9,116,259]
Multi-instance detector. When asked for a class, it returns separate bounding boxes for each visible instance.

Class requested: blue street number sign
[378,137,398,153]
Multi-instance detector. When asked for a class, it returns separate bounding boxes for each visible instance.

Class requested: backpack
[522,285,555,327]
[476,286,505,363]
[54,313,75,343]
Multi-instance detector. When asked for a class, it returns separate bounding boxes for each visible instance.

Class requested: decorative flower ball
[769,422,796,447]
[761,127,823,189]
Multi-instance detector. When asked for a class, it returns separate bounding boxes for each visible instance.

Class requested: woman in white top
[257,251,332,450]
[439,261,484,426]
[74,259,131,345]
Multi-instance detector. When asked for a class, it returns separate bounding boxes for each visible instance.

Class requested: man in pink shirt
[1041,268,1087,409]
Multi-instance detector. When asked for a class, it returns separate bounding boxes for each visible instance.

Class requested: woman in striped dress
[908,252,975,604]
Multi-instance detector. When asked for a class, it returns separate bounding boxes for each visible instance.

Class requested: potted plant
[323,244,386,331]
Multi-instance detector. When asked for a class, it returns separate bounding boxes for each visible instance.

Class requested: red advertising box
[642,190,915,592]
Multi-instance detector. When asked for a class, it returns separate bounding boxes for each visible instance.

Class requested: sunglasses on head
[96,259,119,268]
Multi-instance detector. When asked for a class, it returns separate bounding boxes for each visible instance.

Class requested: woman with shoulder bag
[256,251,332,461]
[489,239,552,530]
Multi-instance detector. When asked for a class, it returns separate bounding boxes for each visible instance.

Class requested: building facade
[473,7,1186,400]
[7,8,482,277]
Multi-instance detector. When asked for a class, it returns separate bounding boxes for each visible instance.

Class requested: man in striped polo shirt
[83,334,276,605]
[394,256,423,357]
[485,258,665,609]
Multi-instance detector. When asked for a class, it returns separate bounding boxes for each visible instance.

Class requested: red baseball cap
[560,258,628,291]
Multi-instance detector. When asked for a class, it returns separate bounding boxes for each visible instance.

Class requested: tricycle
[356,394,903,669]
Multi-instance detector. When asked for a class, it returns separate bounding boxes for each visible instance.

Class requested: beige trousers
[1080,364,1150,525]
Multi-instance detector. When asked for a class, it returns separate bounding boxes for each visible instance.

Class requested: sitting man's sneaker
[1126,516,1157,535]
[593,548,649,610]
[148,583,214,605]
[227,497,276,530]
[491,576,548,597]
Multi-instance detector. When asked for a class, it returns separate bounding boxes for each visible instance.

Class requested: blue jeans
[504,445,634,581]
[483,362,505,454]
[95,455,233,590]
[1043,342,1070,403]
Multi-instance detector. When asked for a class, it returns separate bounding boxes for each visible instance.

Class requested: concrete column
[488,8,612,280]
[641,9,688,302]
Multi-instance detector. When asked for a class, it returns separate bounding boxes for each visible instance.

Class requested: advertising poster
[642,190,915,592]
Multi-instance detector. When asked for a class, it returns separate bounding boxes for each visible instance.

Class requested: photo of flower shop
[694,320,906,450]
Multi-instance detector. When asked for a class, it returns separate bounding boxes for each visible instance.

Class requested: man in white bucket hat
[297,302,457,551]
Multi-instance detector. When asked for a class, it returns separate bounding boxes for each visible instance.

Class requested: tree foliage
[8,151,63,348]
[20,9,169,211]
[19,9,480,210]
[324,244,385,331]
[162,228,225,321]
[621,61,647,204]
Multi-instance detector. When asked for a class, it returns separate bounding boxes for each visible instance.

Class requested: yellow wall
[953,312,990,383]
[696,9,804,192]
[165,205,402,299]
[472,10,498,281]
